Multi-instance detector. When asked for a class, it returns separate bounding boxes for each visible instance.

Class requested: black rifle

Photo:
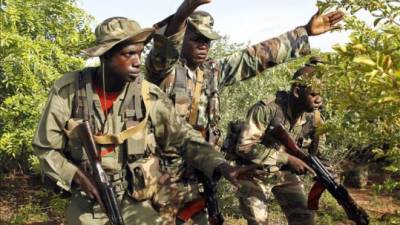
[76,121,125,225]
[198,174,224,225]
[269,124,369,225]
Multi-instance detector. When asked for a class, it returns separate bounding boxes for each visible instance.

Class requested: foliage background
[0,0,94,173]
[0,0,399,224]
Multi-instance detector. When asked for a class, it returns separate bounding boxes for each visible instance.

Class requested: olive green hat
[82,17,155,57]
[291,56,325,92]
[188,11,221,40]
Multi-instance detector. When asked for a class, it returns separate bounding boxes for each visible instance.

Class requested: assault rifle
[76,121,125,225]
[269,124,369,225]
[198,174,224,225]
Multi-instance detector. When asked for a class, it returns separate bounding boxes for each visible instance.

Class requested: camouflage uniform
[235,91,325,225]
[146,11,311,135]
[32,17,226,225]
[145,11,311,224]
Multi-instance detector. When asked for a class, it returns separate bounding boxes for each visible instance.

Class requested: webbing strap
[174,65,188,94]
[188,68,204,125]
[93,80,153,145]
[134,78,143,120]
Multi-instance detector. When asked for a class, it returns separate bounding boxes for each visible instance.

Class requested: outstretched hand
[305,10,344,36]
[165,0,212,36]
[216,163,265,189]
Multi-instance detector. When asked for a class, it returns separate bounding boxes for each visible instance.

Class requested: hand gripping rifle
[269,124,369,225]
[76,121,125,225]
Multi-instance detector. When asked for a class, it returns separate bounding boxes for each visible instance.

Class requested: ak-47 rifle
[76,121,125,225]
[269,124,369,225]
[195,125,224,225]
[197,173,224,225]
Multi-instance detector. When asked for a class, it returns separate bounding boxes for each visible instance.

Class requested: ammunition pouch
[126,155,161,201]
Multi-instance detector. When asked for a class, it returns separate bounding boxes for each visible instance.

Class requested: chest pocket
[125,121,161,201]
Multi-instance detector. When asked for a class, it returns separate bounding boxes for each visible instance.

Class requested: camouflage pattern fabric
[145,13,310,224]
[188,11,221,40]
[32,67,226,225]
[234,91,325,225]
[146,25,311,129]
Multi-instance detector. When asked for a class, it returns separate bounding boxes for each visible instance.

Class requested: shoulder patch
[53,71,80,93]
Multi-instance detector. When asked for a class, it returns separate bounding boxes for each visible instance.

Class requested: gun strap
[188,68,204,126]
[93,80,153,145]
[72,69,94,129]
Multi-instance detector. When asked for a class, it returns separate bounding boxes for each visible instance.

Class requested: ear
[292,86,301,98]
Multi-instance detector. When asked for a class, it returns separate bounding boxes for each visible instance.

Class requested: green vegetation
[0,0,399,224]
[0,0,94,173]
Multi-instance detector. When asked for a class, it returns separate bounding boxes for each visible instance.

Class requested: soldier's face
[104,42,144,82]
[182,29,211,68]
[302,88,323,112]
[293,86,323,113]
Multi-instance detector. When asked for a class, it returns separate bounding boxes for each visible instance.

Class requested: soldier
[233,59,325,225]
[146,8,343,148]
[145,5,342,224]
[32,1,255,224]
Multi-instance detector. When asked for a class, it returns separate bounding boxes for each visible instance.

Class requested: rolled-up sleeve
[218,26,310,87]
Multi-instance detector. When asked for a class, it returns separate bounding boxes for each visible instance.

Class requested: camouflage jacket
[146,26,311,129]
[32,67,225,192]
[236,91,325,169]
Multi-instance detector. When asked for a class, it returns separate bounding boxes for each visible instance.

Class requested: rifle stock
[76,121,125,225]
[269,125,369,225]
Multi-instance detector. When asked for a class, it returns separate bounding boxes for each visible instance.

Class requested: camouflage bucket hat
[82,17,155,57]
[292,56,325,92]
[188,11,221,40]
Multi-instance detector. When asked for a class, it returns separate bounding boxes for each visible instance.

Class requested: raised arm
[217,10,344,87]
[146,0,211,85]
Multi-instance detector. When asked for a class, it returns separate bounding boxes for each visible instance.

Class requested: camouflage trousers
[236,171,315,225]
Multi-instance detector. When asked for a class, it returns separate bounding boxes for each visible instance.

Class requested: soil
[1,173,399,225]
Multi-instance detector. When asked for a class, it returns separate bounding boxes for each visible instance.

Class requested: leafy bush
[0,0,95,173]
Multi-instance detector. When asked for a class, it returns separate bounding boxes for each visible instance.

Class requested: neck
[95,66,126,92]
[288,95,304,123]
[181,55,199,71]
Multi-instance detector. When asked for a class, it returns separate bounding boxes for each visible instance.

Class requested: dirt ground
[1,173,399,225]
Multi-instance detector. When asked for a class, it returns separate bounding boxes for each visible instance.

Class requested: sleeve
[236,102,289,166]
[32,87,77,191]
[151,93,226,179]
[217,26,311,87]
[145,17,186,85]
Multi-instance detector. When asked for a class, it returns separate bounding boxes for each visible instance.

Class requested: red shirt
[93,84,120,157]
[93,84,120,115]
